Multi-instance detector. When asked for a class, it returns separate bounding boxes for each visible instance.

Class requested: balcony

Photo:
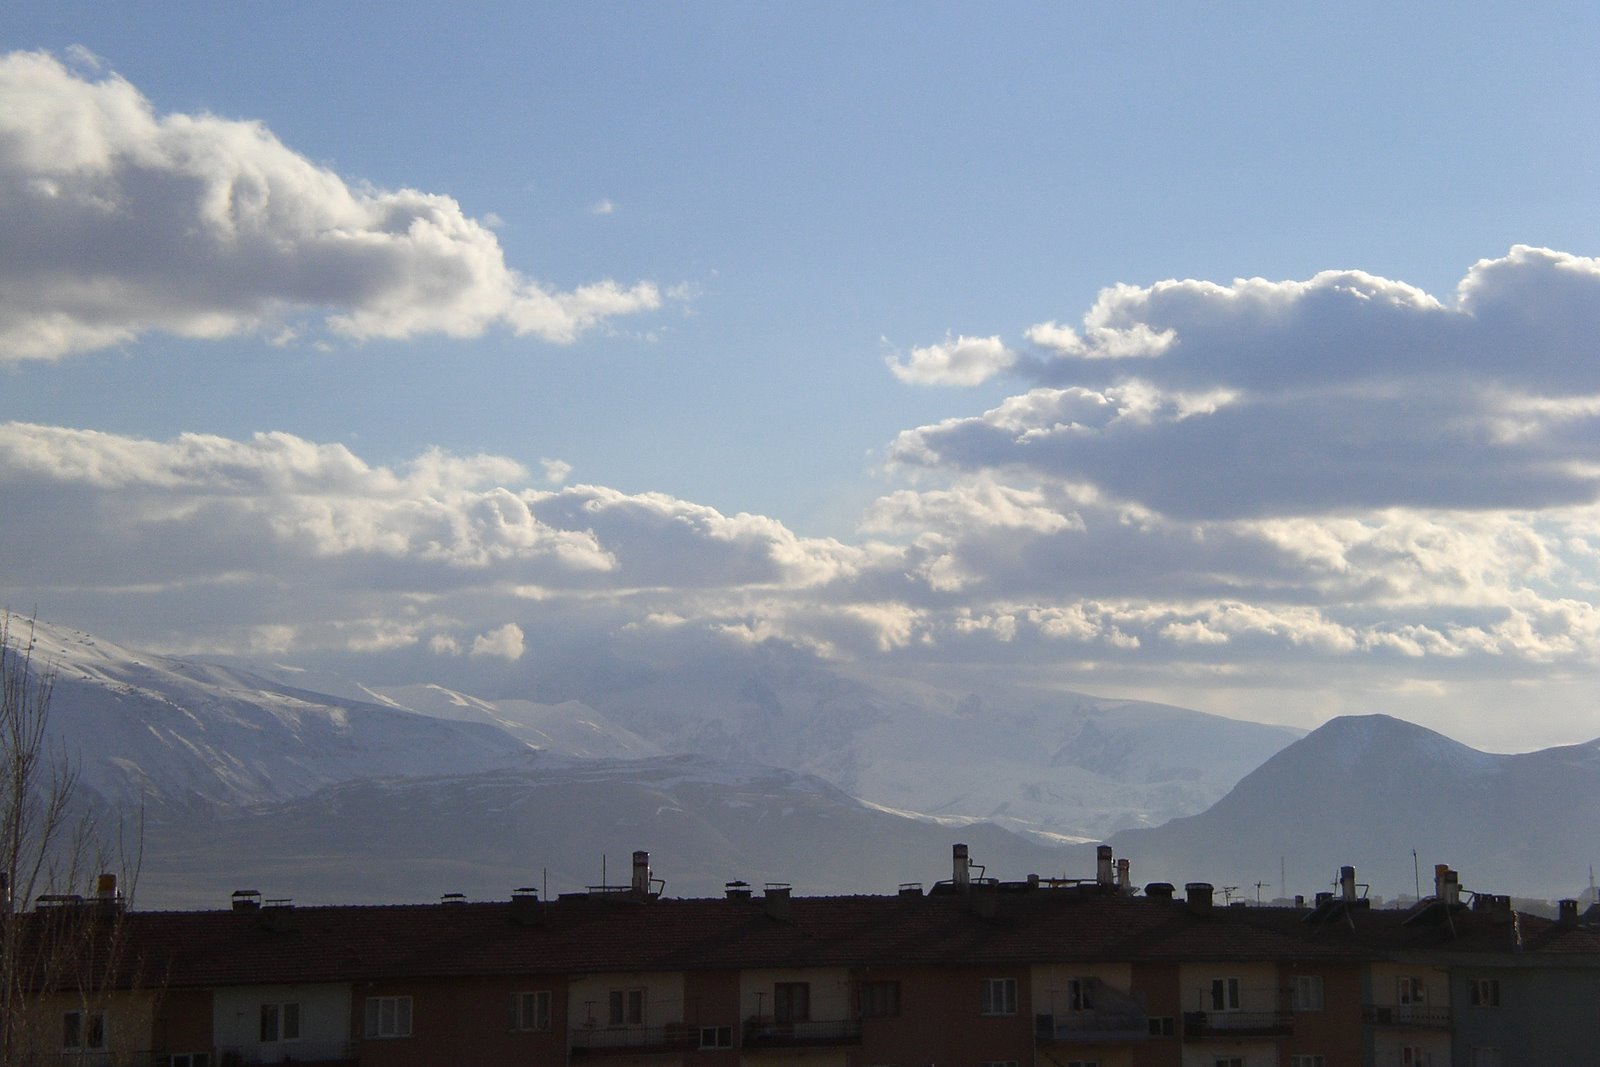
[1182,1010,1294,1039]
[1362,1004,1451,1029]
[1035,1010,1149,1044]
[569,1023,699,1058]
[742,1016,862,1049]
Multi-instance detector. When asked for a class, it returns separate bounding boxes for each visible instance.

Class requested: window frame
[62,1009,107,1052]
[1291,973,1324,1012]
[364,994,414,1039]
[1398,975,1426,1005]
[608,987,646,1027]
[980,976,1018,1016]
[510,990,551,1032]
[859,979,901,1019]
[774,981,811,1023]
[1209,976,1242,1012]
[1468,977,1501,1007]
[259,1001,301,1044]
[698,1025,733,1050]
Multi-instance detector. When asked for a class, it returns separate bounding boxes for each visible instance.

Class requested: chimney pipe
[1340,865,1357,902]
[1144,882,1174,901]
[511,887,543,926]
[1096,845,1114,886]
[631,851,651,895]
[763,884,792,921]
[953,844,971,891]
[1185,882,1214,912]
[1560,899,1579,925]
[1115,858,1131,892]
[725,881,752,901]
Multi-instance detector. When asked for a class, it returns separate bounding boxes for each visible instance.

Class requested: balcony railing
[569,1023,699,1058]
[1035,1010,1149,1043]
[1182,1010,1294,1038]
[1361,1004,1452,1029]
[742,1016,862,1049]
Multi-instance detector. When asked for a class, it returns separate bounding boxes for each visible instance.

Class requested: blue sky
[3,4,1599,750]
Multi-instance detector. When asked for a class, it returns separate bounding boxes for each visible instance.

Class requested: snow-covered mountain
[21,620,535,811]
[1108,714,1600,901]
[136,756,1085,908]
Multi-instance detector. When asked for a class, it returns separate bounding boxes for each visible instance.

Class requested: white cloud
[0,50,660,361]
[470,622,525,660]
[540,458,573,485]
[885,334,1016,386]
[894,249,1600,519]
[590,198,616,215]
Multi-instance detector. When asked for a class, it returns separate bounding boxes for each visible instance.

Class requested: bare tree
[0,612,145,1065]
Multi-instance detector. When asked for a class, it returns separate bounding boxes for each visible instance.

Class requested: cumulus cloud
[885,334,1016,386]
[470,622,525,660]
[0,50,660,361]
[895,248,1600,519]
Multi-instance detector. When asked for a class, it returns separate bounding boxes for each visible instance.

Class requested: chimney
[763,884,792,921]
[1434,864,1461,907]
[724,881,752,901]
[510,887,543,926]
[1294,895,1305,908]
[1144,882,1175,901]
[95,873,123,918]
[1559,899,1579,925]
[231,889,262,913]
[1115,858,1131,892]
[953,844,971,891]
[631,851,651,895]
[1185,882,1214,913]
[1096,846,1114,886]
[440,892,466,906]
[259,899,294,933]
[1340,866,1357,902]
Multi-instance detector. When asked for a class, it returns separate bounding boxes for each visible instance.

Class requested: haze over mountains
[10,617,1594,909]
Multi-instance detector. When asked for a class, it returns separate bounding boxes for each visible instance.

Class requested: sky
[2,3,1599,752]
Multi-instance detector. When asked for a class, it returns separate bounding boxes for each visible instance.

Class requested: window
[860,979,901,1018]
[1214,1058,1244,1067]
[980,977,1017,1016]
[1290,1057,1326,1067]
[1468,978,1501,1007]
[510,990,551,1032]
[364,995,413,1038]
[1291,974,1324,1011]
[156,1057,211,1067]
[1147,1016,1176,1036]
[774,981,810,1023]
[62,1010,106,1051]
[698,1025,733,1049]
[1398,975,1426,1005]
[1066,977,1096,1012]
[1402,1048,1431,1067]
[259,1002,301,1043]
[608,988,645,1027]
[1209,977,1241,1011]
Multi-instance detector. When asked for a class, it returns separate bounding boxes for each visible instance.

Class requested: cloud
[0,50,660,361]
[590,198,616,215]
[470,622,525,660]
[895,248,1600,519]
[885,334,1016,386]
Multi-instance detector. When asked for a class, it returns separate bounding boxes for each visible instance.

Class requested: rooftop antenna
[1254,881,1269,905]
[1413,849,1421,901]
[1221,885,1240,905]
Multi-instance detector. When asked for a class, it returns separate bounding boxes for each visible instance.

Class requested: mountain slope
[1109,714,1599,900]
[136,756,1083,907]
[23,620,535,811]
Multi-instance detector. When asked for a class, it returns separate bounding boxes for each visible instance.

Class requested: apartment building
[13,849,1600,1067]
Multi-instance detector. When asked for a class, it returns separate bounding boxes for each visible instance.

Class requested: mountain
[1108,714,1600,901]
[136,756,1084,908]
[22,620,535,811]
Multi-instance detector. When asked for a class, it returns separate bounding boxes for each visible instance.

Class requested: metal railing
[742,1016,862,1048]
[1182,1009,1294,1038]
[569,1023,699,1057]
[1035,1010,1149,1043]
[1361,1003,1451,1029]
